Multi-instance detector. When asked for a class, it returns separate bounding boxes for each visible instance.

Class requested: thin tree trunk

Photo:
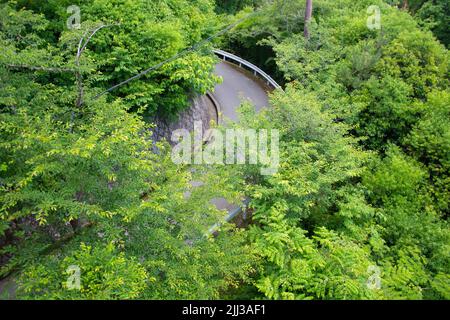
[304,0,313,39]
[402,0,409,10]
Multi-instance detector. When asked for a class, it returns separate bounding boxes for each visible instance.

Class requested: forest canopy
[0,0,449,300]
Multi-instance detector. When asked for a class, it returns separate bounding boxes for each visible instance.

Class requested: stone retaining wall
[150,94,217,145]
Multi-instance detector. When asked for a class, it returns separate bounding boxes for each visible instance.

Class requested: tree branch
[304,0,313,39]
[5,64,76,73]
[75,23,119,108]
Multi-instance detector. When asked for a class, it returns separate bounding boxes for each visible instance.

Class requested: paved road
[208,60,272,213]
[211,61,271,122]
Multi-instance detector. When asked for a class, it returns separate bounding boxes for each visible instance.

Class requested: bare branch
[74,23,120,108]
[77,29,90,59]
[78,24,118,59]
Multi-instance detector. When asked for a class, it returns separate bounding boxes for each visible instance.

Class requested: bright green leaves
[350,75,415,150]
[234,85,374,299]
[377,29,449,99]
[362,147,450,299]
[405,90,450,214]
[4,0,220,117]
[72,0,218,116]
[17,242,148,299]
[223,0,450,298]
[431,273,450,299]
[242,86,368,221]
[252,223,380,300]
[1,0,449,301]
[380,246,429,300]
[364,147,427,202]
[0,97,157,226]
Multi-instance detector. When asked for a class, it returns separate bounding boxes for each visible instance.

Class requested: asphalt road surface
[209,60,272,212]
[211,61,271,122]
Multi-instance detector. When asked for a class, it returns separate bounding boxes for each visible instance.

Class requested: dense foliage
[0,0,448,300]
[221,0,449,299]
[3,0,219,117]
[0,1,254,299]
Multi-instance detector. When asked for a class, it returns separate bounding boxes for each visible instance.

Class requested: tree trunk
[402,0,409,10]
[304,0,313,39]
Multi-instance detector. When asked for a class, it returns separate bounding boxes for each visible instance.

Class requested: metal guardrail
[207,198,251,236]
[213,49,281,90]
